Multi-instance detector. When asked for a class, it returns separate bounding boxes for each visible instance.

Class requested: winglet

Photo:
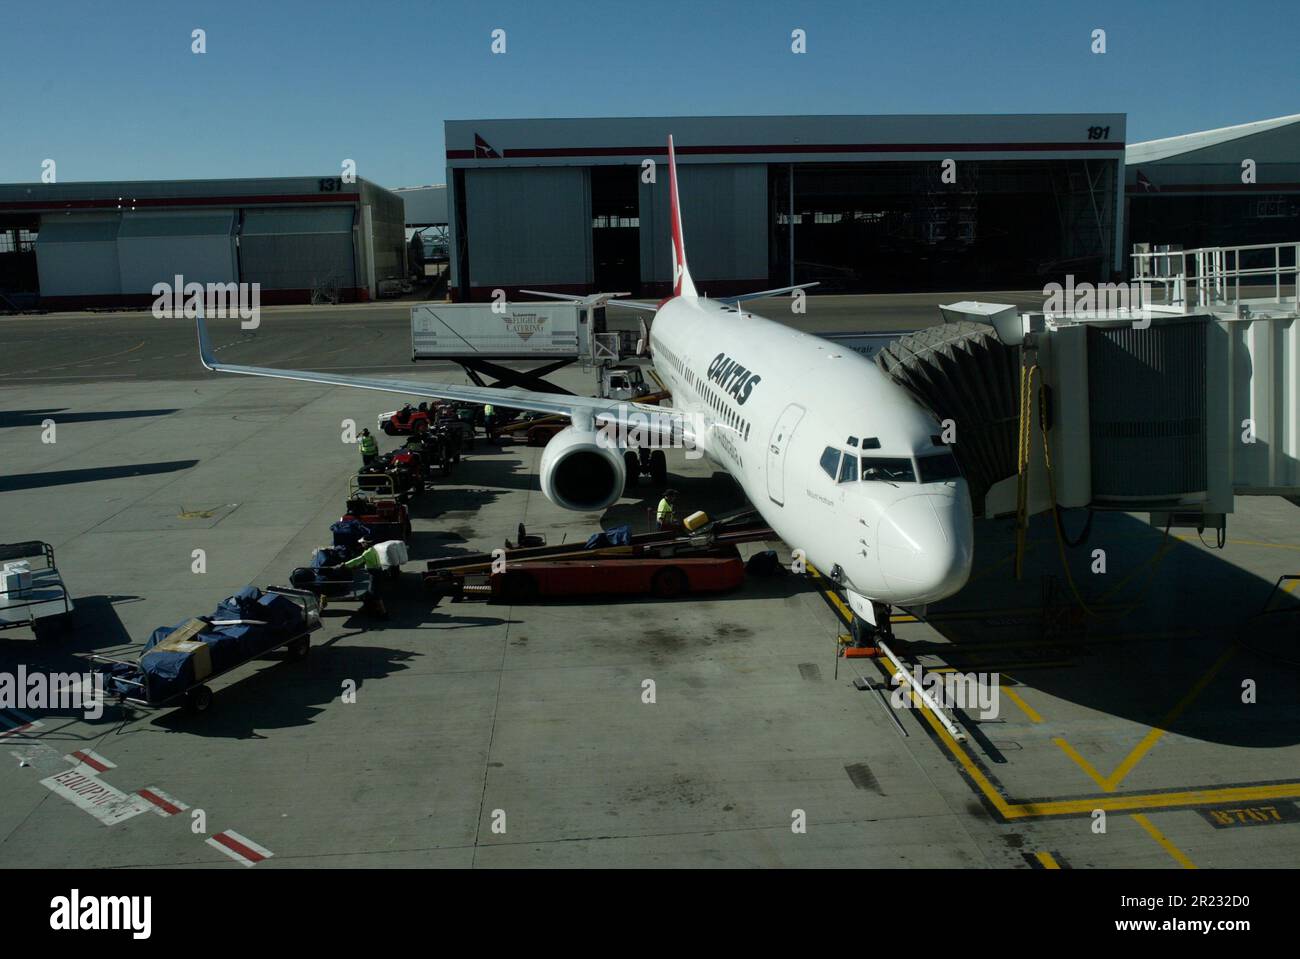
[667,135,697,299]
[195,303,217,371]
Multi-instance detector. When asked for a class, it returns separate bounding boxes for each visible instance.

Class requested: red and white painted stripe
[0,709,43,739]
[64,749,115,773]
[207,830,274,867]
[136,786,189,817]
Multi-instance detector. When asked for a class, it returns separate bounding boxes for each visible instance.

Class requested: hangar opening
[444,114,1128,301]
[0,177,405,309]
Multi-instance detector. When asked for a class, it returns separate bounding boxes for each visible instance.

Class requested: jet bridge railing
[1131,241,1300,312]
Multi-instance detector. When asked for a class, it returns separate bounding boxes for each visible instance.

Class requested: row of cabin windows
[656,346,753,443]
[819,447,962,484]
[704,385,751,441]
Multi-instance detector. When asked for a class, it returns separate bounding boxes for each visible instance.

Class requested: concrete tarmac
[2,294,1298,868]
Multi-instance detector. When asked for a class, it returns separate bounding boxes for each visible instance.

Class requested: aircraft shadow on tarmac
[0,408,179,429]
[441,447,538,493]
[406,486,505,521]
[916,509,1300,749]
[0,460,199,493]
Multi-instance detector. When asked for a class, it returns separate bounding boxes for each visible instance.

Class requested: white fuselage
[648,295,974,607]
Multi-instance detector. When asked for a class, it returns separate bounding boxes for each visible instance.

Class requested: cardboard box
[152,635,213,681]
[2,561,33,599]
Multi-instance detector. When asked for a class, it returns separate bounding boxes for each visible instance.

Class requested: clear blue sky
[2,0,1296,188]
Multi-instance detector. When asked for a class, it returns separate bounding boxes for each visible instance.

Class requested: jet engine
[538,426,627,512]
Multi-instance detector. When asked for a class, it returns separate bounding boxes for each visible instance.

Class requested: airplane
[193,135,974,639]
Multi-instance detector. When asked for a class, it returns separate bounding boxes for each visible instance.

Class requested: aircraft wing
[195,314,695,444]
[718,282,819,306]
[519,289,661,313]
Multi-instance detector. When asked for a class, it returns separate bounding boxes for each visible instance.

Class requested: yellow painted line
[1133,813,1197,869]
[1104,645,1236,791]
[1284,579,1300,593]
[807,564,1300,820]
[1035,850,1061,869]
[1053,738,1110,791]
[1002,685,1043,723]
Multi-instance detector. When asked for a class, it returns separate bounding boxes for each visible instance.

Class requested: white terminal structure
[944,241,1300,536]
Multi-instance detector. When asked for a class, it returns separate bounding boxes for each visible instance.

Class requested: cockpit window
[917,451,962,483]
[838,454,859,483]
[819,446,841,480]
[860,457,916,483]
[860,437,881,450]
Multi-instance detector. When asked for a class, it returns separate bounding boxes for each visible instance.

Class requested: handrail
[1131,240,1299,311]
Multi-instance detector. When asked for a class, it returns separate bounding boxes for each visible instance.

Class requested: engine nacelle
[539,426,626,512]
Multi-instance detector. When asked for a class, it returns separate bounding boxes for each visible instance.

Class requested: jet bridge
[875,241,1300,539]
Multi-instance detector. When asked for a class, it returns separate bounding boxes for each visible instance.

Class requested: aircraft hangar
[1125,112,1300,250]
[444,114,1129,301]
[0,176,406,309]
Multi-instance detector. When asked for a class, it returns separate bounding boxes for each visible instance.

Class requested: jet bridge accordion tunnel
[874,304,1300,536]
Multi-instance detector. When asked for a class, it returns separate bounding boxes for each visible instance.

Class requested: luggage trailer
[0,541,74,639]
[423,514,775,603]
[87,587,323,714]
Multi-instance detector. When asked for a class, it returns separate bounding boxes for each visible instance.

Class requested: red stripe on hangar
[0,192,362,213]
[448,140,1125,159]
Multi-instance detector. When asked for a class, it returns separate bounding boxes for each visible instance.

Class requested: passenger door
[767,403,806,507]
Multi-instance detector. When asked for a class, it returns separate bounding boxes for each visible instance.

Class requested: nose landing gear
[849,601,894,649]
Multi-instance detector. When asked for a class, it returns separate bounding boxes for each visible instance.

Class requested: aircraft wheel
[623,452,640,494]
[650,567,687,599]
[185,685,213,714]
[649,449,668,486]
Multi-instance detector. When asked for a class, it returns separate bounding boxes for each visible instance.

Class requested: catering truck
[411,302,591,361]
[409,301,642,394]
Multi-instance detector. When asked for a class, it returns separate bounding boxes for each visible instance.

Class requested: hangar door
[239,207,356,292]
[35,214,123,297]
[640,164,768,290]
[464,167,592,289]
[117,211,237,293]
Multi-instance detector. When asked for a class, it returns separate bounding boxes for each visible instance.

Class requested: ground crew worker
[359,428,379,467]
[656,488,679,531]
[483,403,497,442]
[343,538,388,619]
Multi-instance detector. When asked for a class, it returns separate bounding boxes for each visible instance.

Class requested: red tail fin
[667,135,697,298]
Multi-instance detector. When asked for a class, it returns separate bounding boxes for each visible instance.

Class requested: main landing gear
[623,448,668,494]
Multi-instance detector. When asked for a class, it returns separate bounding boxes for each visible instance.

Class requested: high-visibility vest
[484,404,495,416]
[359,435,378,455]
[656,498,674,521]
[344,547,382,571]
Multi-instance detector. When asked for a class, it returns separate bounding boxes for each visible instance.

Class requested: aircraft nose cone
[877,494,973,602]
